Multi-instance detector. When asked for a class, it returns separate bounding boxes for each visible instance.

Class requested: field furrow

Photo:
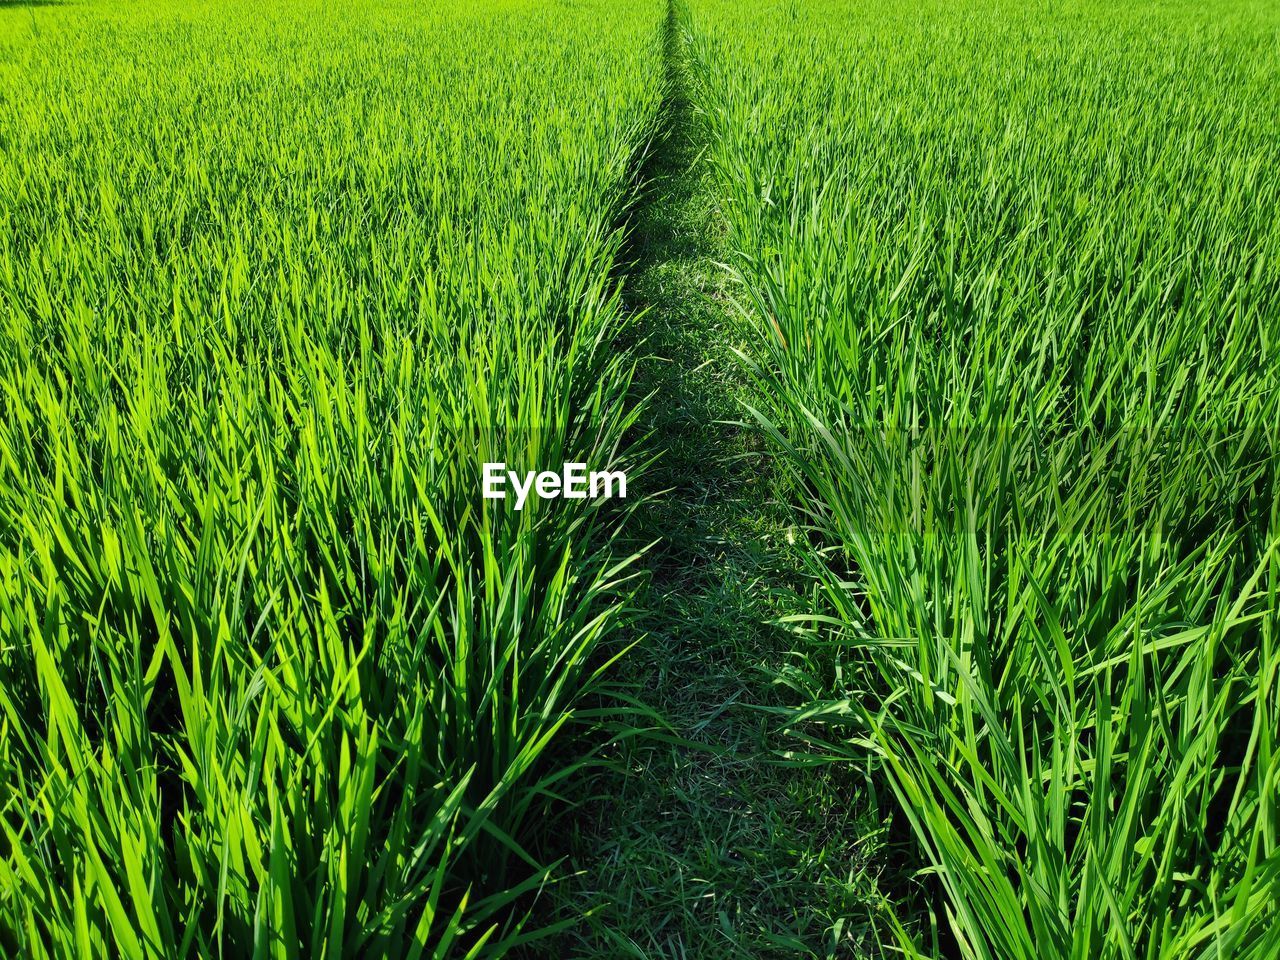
[531,5,888,954]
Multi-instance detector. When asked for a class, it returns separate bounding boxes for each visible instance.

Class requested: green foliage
[7,0,1280,954]
[0,0,663,955]
[692,0,1280,955]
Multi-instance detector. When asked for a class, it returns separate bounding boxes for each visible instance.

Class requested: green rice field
[1,0,1277,956]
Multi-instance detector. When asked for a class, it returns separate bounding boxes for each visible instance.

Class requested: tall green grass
[691,0,1280,955]
[0,0,662,954]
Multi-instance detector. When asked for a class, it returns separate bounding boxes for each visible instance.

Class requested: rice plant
[691,0,1280,955]
[0,0,663,955]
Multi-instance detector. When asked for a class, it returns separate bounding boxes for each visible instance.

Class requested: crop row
[0,0,662,955]
[692,0,1280,955]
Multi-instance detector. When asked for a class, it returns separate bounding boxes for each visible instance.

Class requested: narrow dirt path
[532,4,886,957]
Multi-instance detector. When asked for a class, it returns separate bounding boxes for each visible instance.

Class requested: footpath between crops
[530,4,887,956]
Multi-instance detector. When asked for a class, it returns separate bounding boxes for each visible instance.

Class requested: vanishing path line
[535,3,881,956]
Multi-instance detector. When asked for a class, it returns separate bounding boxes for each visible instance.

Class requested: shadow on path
[530,3,889,957]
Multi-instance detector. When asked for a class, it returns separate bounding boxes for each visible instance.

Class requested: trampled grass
[0,0,662,954]
[692,0,1280,955]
